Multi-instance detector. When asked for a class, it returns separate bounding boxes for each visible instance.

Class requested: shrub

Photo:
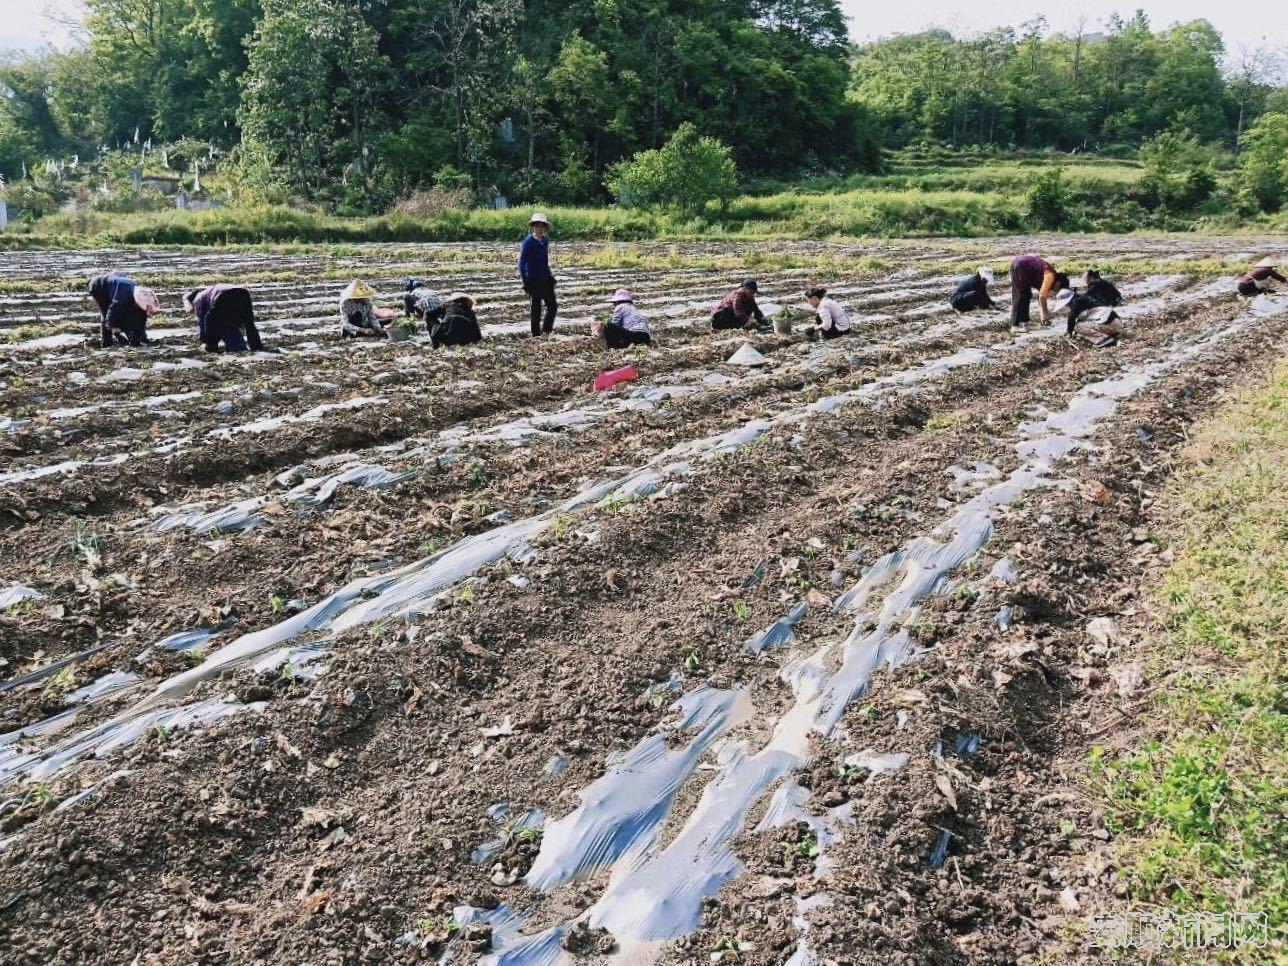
[1025,167,1068,229]
[607,123,738,215]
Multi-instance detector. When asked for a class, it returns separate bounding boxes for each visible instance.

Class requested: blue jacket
[519,234,552,281]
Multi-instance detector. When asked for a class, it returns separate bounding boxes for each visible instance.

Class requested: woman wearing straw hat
[339,279,398,338]
[429,292,484,348]
[596,288,652,348]
[1237,257,1286,297]
[88,272,159,347]
[519,212,557,337]
[950,266,997,313]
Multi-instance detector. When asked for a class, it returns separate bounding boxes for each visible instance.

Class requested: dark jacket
[1067,277,1124,330]
[430,300,483,348]
[951,273,995,310]
[89,274,148,346]
[519,234,552,281]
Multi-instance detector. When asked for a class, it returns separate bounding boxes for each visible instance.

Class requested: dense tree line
[850,13,1286,151]
[0,0,880,209]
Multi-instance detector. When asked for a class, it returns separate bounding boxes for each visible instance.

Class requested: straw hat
[1254,257,1277,269]
[609,287,634,304]
[978,266,995,284]
[133,286,159,314]
[530,212,550,226]
[340,279,376,301]
[446,291,474,305]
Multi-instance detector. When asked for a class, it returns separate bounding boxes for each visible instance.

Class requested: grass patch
[1092,361,1288,951]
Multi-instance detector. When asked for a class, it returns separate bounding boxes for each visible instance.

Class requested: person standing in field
[1237,258,1286,297]
[184,284,266,353]
[804,286,851,339]
[520,212,557,337]
[950,267,997,313]
[88,273,159,347]
[712,279,766,330]
[1008,254,1069,330]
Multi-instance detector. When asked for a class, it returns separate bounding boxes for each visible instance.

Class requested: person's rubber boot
[1094,335,1118,348]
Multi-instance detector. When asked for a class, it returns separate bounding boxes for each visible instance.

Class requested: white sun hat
[530,211,550,226]
[1254,256,1277,268]
[978,266,995,284]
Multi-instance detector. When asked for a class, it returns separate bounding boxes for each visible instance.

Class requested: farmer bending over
[1008,254,1069,331]
[1064,269,1123,323]
[596,288,652,348]
[520,212,557,337]
[430,293,484,349]
[950,267,997,313]
[339,280,398,339]
[404,278,447,333]
[712,279,766,331]
[184,285,265,353]
[1237,258,1286,297]
[1068,306,1123,349]
[89,273,158,347]
[805,286,851,339]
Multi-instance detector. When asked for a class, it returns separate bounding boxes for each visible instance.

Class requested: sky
[1,0,1285,56]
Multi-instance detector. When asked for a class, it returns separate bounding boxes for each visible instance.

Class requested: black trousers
[1011,279,1032,326]
[604,323,651,348]
[526,277,557,336]
[711,307,744,330]
[203,288,263,352]
[1237,279,1260,297]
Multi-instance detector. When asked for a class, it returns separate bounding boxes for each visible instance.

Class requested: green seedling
[552,514,574,538]
[184,649,207,666]
[153,723,172,744]
[419,537,441,555]
[45,665,77,696]
[732,601,751,621]
[70,521,102,569]
[954,584,980,604]
[683,647,703,671]
[785,832,821,860]
[457,584,476,603]
[28,784,54,806]
[269,594,286,614]
[649,692,666,710]
[281,662,298,683]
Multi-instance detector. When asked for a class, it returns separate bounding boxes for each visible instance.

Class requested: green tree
[606,121,736,214]
[1240,112,1288,212]
[238,0,388,191]
[1025,166,1068,229]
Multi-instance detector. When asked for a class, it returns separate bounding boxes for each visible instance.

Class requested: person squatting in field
[339,280,400,338]
[1059,271,1124,348]
[804,286,851,339]
[1237,258,1286,297]
[520,212,557,337]
[950,266,997,313]
[184,284,265,353]
[89,273,158,347]
[712,279,767,330]
[595,288,652,348]
[430,293,484,348]
[404,278,447,333]
[1009,254,1070,330]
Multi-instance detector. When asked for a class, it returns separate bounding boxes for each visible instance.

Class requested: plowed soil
[2,236,1286,966]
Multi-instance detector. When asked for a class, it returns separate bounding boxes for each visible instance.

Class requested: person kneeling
[89,273,158,347]
[1068,304,1122,348]
[950,267,996,313]
[805,286,851,339]
[184,284,265,353]
[339,280,398,339]
[712,279,766,331]
[430,293,483,348]
[598,288,653,348]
